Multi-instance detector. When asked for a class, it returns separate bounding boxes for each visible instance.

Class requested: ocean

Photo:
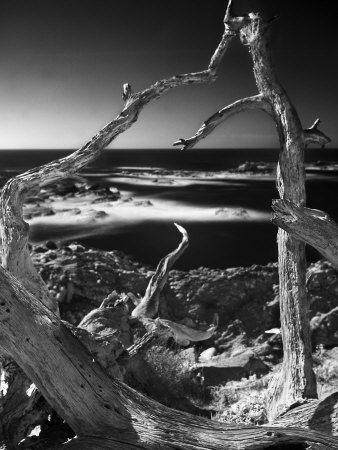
[1,148,338,270]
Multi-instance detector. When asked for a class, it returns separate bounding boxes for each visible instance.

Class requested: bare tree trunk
[239,14,318,421]
[175,7,331,422]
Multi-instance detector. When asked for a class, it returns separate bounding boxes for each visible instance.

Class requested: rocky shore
[2,168,338,427]
[31,240,338,394]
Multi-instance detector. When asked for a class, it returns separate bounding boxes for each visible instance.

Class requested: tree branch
[0,12,237,313]
[173,94,272,150]
[272,199,338,269]
[131,224,189,319]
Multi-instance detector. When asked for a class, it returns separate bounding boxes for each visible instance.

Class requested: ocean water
[1,148,338,270]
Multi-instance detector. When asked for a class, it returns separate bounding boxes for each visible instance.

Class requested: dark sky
[1,0,337,149]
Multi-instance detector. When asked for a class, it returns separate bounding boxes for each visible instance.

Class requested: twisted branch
[132,224,189,319]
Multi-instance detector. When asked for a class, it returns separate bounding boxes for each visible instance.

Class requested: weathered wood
[273,392,338,436]
[240,13,317,421]
[0,11,236,446]
[173,95,273,150]
[132,224,189,319]
[272,199,338,269]
[1,266,338,449]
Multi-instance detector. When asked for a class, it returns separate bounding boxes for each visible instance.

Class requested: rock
[168,264,279,340]
[215,208,248,218]
[310,307,338,348]
[192,350,269,386]
[180,347,197,365]
[31,244,150,324]
[199,347,217,362]
[24,205,55,219]
[94,210,108,219]
[45,240,58,250]
[229,161,276,174]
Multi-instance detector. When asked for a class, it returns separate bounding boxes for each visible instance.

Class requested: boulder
[192,350,269,386]
[199,347,217,362]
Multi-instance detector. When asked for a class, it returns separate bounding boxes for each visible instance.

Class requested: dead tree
[174,1,331,421]
[0,1,337,449]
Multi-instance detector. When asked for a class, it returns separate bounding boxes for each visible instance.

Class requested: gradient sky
[1,0,337,149]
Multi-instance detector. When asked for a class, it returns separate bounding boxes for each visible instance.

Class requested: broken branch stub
[303,118,331,148]
[272,199,338,269]
[132,223,189,319]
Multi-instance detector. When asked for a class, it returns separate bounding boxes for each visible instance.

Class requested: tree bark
[239,13,317,421]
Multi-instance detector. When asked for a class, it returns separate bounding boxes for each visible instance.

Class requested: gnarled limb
[0,10,239,445]
[173,94,273,150]
[240,13,318,421]
[1,267,338,449]
[272,199,338,269]
[132,224,189,319]
[0,7,236,311]
[174,108,330,151]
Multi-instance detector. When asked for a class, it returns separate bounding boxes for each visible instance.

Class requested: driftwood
[0,1,337,448]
